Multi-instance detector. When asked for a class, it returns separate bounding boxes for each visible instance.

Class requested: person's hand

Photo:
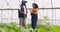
[18,9,20,12]
[24,13,27,16]
[30,10,32,12]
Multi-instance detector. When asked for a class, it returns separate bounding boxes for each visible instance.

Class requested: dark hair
[32,3,38,8]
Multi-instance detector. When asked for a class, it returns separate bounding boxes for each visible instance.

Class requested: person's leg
[31,14,35,30]
[22,18,26,28]
[19,18,23,26]
[32,15,37,30]
[33,18,37,29]
[34,15,37,30]
[32,19,37,30]
[19,17,26,28]
[32,19,34,29]
[19,18,22,25]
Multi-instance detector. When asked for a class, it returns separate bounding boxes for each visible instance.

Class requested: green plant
[0,22,24,32]
[0,22,60,32]
[43,16,53,32]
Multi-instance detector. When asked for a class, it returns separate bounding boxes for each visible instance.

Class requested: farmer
[18,0,27,28]
[30,3,38,30]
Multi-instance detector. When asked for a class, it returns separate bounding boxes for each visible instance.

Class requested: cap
[22,1,27,3]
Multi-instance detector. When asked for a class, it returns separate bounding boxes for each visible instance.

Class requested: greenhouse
[0,0,60,32]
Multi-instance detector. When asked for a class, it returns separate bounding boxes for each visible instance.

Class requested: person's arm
[31,8,38,14]
[24,5,28,16]
[18,9,24,14]
[30,9,37,14]
[18,5,24,14]
[25,5,28,14]
[32,12,37,14]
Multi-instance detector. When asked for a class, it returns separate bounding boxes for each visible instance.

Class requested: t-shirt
[23,6,27,14]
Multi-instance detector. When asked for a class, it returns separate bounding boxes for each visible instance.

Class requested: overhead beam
[0,7,60,10]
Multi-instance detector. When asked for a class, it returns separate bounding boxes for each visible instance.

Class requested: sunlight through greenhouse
[0,0,60,32]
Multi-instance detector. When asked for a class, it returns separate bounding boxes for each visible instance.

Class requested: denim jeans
[31,13,38,29]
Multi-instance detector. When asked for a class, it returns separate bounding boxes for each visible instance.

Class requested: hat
[22,1,27,3]
[21,0,27,6]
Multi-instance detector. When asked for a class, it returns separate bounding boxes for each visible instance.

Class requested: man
[18,0,27,28]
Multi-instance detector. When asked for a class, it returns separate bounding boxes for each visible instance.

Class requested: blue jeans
[31,13,38,29]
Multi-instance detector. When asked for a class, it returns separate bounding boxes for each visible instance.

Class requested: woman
[30,3,38,30]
